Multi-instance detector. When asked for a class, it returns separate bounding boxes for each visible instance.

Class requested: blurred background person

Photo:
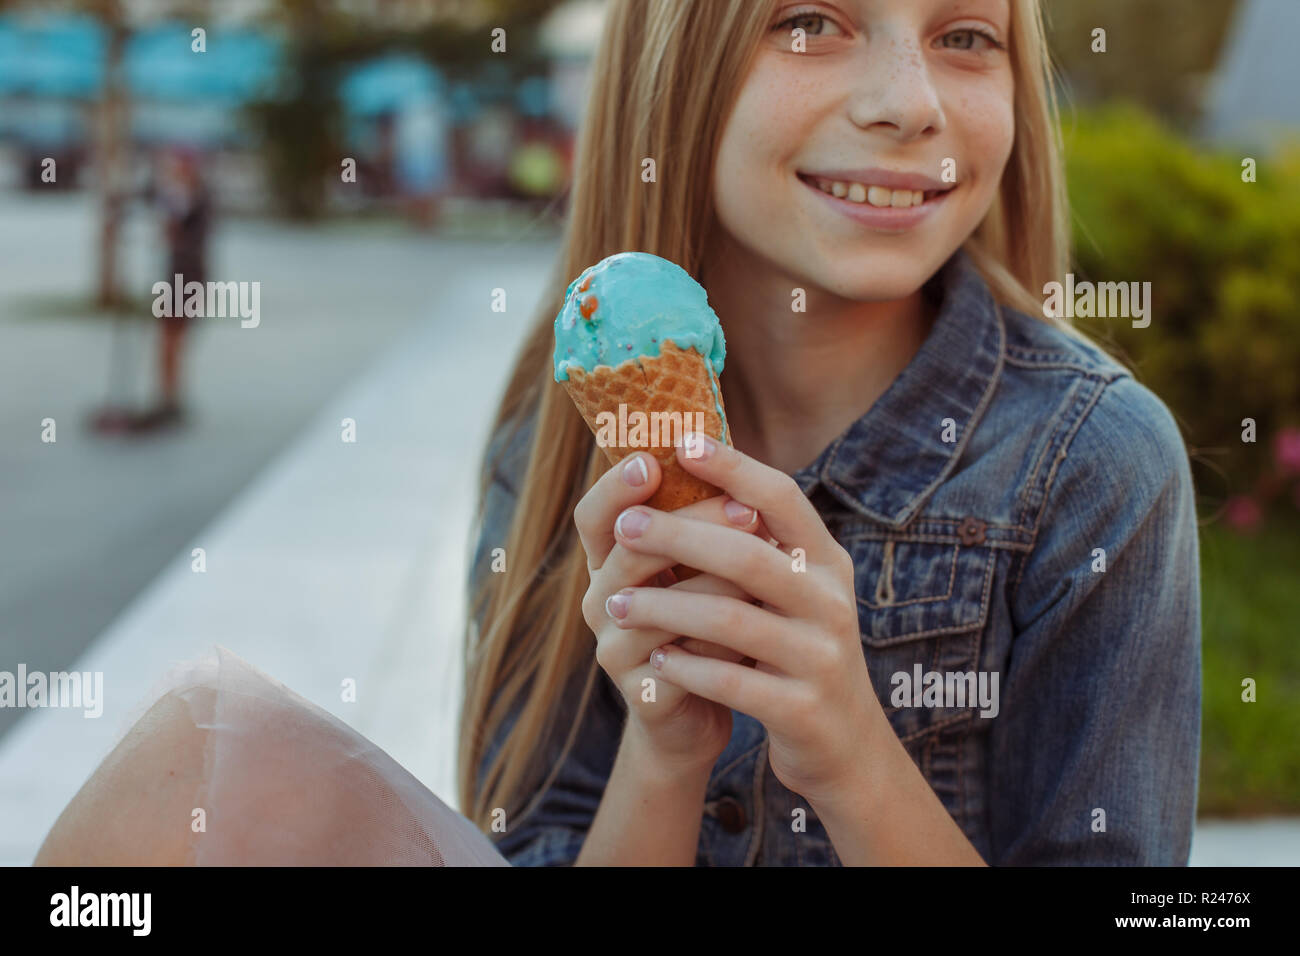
[135,145,211,431]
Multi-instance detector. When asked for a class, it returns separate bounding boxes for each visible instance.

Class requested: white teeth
[810,175,932,208]
[866,185,892,207]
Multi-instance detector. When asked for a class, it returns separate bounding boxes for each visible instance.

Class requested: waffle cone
[563,341,730,580]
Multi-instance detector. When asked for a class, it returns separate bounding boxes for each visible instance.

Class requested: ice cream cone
[553,253,732,581]
[563,340,729,513]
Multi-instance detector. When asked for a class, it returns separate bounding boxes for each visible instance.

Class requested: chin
[809,250,946,303]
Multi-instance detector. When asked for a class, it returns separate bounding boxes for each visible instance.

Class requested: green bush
[1061,105,1300,499]
[1198,512,1300,815]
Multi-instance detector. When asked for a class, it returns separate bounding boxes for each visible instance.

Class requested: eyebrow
[941,0,1011,19]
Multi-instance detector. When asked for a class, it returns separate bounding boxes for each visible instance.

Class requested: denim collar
[791,248,1005,528]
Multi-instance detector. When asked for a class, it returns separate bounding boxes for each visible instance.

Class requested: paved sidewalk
[1189,817,1300,866]
[0,191,559,739]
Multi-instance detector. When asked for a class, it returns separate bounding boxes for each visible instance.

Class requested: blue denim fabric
[468,249,1202,866]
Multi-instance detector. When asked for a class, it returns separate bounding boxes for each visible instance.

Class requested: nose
[846,31,945,141]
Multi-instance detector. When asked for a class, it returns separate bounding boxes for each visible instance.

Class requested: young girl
[35,0,1200,867]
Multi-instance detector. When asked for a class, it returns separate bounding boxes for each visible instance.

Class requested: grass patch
[1198,509,1300,816]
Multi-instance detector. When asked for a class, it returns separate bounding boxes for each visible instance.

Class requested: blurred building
[0,0,606,211]
[0,12,276,195]
[538,0,604,131]
[1204,0,1300,147]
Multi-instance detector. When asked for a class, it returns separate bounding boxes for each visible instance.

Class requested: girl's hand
[607,433,889,809]
[574,451,773,776]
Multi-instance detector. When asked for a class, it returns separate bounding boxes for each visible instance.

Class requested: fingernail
[615,507,650,538]
[724,498,756,527]
[622,454,648,487]
[605,590,631,619]
[683,432,715,460]
[651,648,667,669]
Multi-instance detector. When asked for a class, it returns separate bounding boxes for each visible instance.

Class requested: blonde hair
[457,0,1085,829]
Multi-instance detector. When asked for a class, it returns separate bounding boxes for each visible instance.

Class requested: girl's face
[711,0,1015,302]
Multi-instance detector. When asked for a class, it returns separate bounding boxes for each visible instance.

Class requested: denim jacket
[468,249,1202,866]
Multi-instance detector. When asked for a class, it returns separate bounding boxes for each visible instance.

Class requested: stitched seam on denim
[901,305,1007,514]
[1016,381,1080,525]
[1008,548,1029,614]
[840,516,1003,530]
[1002,352,1108,375]
[880,591,985,735]
[699,784,718,866]
[1016,376,1101,531]
[712,735,765,780]
[875,539,896,605]
[1003,343,1128,374]
[899,709,974,743]
[954,623,982,830]
[842,530,1035,549]
[863,620,985,644]
[929,736,964,827]
[864,621,982,644]
[1002,349,1131,382]
[859,547,995,633]
[1008,379,1108,610]
[813,432,853,504]
[744,737,768,866]
[956,720,969,829]
[699,825,714,867]
[829,512,1036,545]
[699,739,764,867]
[824,306,1006,525]
[863,542,957,608]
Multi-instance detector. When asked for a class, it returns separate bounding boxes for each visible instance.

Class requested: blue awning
[340,54,445,116]
[0,15,279,102]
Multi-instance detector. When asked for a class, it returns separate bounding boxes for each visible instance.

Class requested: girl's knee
[35,687,213,866]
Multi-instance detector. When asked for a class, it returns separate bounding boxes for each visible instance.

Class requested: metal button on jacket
[715,796,747,833]
[958,516,987,546]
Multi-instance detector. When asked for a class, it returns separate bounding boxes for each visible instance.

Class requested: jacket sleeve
[467,417,529,639]
[990,375,1202,865]
[466,415,626,866]
[481,665,626,866]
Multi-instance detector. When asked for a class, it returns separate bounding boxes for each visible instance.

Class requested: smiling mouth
[796,172,954,208]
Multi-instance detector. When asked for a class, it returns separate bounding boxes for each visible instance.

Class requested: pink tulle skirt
[153,645,510,866]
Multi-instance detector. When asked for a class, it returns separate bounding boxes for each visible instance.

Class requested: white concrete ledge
[0,260,545,865]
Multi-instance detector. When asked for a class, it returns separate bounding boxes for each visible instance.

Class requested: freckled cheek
[724,70,822,179]
[952,94,1016,189]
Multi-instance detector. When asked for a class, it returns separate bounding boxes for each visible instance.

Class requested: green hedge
[1061,105,1300,499]
[1062,107,1300,816]
[1198,512,1300,814]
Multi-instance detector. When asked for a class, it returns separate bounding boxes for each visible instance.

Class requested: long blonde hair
[457,0,1080,829]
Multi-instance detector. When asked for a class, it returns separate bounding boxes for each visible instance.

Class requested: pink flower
[1275,428,1300,476]
[1223,494,1262,532]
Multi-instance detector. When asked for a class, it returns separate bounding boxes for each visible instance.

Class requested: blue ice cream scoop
[552,252,726,383]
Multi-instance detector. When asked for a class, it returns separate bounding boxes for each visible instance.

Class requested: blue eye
[937,28,1003,51]
[774,10,843,37]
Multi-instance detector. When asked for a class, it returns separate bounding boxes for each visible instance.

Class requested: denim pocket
[846,535,996,744]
